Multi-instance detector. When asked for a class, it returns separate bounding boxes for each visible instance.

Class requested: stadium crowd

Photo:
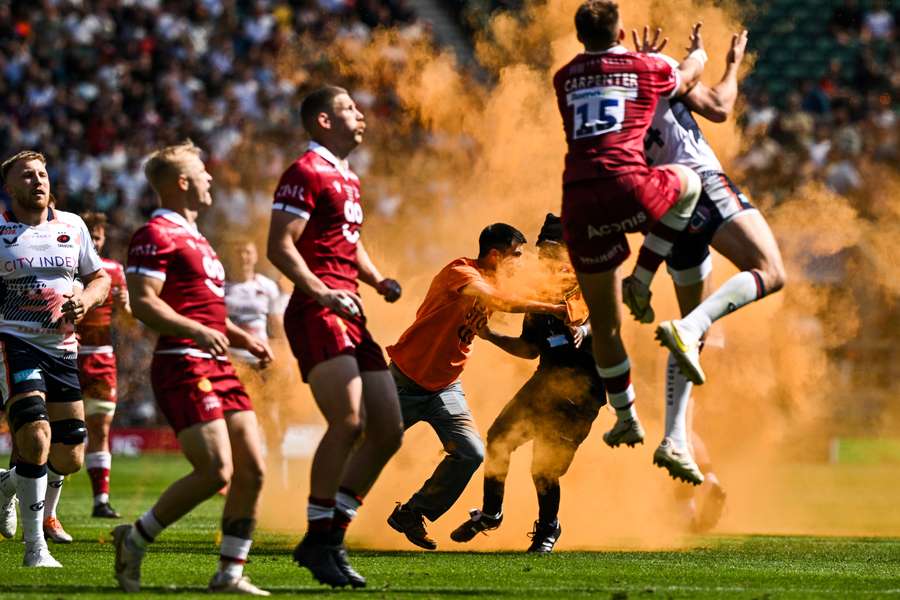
[0,0,897,427]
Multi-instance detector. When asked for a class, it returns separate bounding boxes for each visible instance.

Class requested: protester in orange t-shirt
[385,223,567,550]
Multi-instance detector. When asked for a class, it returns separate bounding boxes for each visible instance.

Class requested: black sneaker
[526,520,561,553]
[387,503,437,550]
[450,509,503,543]
[292,533,349,588]
[92,502,121,519]
[332,545,366,588]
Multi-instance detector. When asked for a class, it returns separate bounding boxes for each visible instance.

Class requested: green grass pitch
[0,455,898,599]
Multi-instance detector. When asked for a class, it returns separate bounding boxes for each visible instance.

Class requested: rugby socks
[307,496,336,537]
[128,509,164,552]
[44,464,65,518]
[482,477,505,518]
[597,359,637,421]
[219,517,256,580]
[536,480,561,525]
[678,271,766,341]
[15,462,48,544]
[664,354,692,450]
[86,451,112,506]
[333,487,362,542]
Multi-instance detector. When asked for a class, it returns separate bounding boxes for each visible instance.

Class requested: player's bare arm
[680,30,748,123]
[114,284,132,316]
[476,324,540,359]
[675,22,706,96]
[63,268,111,324]
[225,318,274,365]
[126,272,229,355]
[356,240,401,303]
[267,209,363,319]
[461,279,568,320]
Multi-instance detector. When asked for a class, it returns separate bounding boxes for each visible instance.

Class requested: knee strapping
[7,395,49,433]
[50,419,87,445]
[661,167,702,226]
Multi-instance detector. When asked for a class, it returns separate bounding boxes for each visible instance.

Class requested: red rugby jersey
[77,257,126,350]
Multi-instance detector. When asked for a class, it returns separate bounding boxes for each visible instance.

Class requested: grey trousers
[391,364,485,522]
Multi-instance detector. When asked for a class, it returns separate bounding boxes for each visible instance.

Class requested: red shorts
[284,303,388,382]
[561,167,681,273]
[150,353,253,434]
[78,352,117,402]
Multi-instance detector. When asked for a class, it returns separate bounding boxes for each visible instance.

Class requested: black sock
[482,477,505,517]
[536,479,560,525]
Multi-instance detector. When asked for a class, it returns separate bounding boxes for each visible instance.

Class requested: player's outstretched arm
[267,210,363,318]
[681,30,748,123]
[63,268,111,324]
[356,240,401,303]
[461,279,568,320]
[126,272,230,355]
[674,22,707,96]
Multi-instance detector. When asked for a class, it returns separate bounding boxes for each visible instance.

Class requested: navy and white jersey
[644,54,723,174]
[0,207,103,359]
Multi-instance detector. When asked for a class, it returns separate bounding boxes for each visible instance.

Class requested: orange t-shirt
[387,257,490,391]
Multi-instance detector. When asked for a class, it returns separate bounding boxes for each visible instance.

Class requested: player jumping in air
[0,151,111,567]
[385,224,568,550]
[114,141,272,595]
[450,214,604,553]
[76,212,131,520]
[554,0,707,449]
[267,86,404,589]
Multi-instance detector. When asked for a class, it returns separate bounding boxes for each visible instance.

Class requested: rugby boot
[653,438,704,485]
[23,541,62,567]
[622,275,655,324]
[112,524,144,592]
[602,417,645,448]
[292,532,349,588]
[693,481,727,533]
[208,572,271,596]
[44,516,73,543]
[92,502,121,519]
[450,509,503,542]
[387,503,437,550]
[332,545,366,588]
[526,520,562,553]
[656,320,706,385]
[0,468,17,538]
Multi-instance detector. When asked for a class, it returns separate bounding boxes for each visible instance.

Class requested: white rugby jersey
[0,207,103,358]
[644,54,723,174]
[224,273,280,361]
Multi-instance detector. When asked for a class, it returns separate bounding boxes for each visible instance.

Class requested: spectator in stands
[863,0,895,41]
[829,0,863,45]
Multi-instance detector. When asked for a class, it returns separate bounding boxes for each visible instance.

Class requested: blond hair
[143,140,202,195]
[1,150,46,183]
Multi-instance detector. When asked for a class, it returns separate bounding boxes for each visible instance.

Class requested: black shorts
[0,334,82,407]
[666,171,756,285]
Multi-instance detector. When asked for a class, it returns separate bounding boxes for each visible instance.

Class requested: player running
[76,212,130,519]
[267,86,404,589]
[632,31,784,508]
[0,150,111,567]
[385,223,568,550]
[554,1,706,449]
[113,141,272,595]
[450,214,603,553]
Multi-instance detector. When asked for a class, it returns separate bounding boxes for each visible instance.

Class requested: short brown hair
[300,86,348,134]
[575,0,620,49]
[1,150,46,184]
[144,140,202,195]
[82,211,108,230]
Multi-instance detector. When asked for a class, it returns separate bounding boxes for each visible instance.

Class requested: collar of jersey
[152,208,201,238]
[584,45,628,55]
[309,141,351,180]
[3,206,56,225]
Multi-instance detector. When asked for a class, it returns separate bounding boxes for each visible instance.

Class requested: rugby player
[267,86,403,588]
[0,150,111,567]
[77,212,130,519]
[113,141,271,595]
[385,223,568,550]
[554,1,706,449]
[450,214,603,553]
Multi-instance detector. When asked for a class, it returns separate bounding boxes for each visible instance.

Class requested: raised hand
[687,21,704,54]
[727,30,748,66]
[632,25,668,54]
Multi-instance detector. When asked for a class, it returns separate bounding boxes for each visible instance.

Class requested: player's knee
[763,259,786,295]
[48,448,83,475]
[456,436,485,468]
[234,458,265,493]
[532,473,560,493]
[50,418,88,446]
[333,413,365,442]
[201,456,234,490]
[665,165,702,223]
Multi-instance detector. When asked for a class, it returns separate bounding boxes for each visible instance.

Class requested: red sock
[88,467,110,498]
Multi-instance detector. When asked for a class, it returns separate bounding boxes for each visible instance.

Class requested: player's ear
[316,111,331,131]
[617,27,626,42]
[177,173,190,192]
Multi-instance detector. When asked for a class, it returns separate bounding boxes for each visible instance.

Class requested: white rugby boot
[208,572,272,596]
[23,541,63,567]
[44,516,73,543]
[112,524,144,592]
[602,417,645,448]
[653,438,704,485]
[622,275,655,324]
[655,320,706,385]
[0,475,17,539]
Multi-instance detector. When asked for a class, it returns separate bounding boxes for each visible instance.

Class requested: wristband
[579,325,589,338]
[687,48,708,67]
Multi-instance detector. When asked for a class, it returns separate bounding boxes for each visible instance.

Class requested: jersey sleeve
[126,224,177,282]
[111,262,127,288]
[272,161,317,220]
[646,54,680,99]
[76,218,104,276]
[445,263,483,295]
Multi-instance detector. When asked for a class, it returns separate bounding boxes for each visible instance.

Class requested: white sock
[85,451,112,470]
[15,465,48,544]
[0,467,16,498]
[679,271,762,339]
[219,535,252,579]
[129,509,164,550]
[45,468,65,518]
[335,489,362,522]
[664,354,692,449]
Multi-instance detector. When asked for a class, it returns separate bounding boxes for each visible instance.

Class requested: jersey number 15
[568,89,626,140]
